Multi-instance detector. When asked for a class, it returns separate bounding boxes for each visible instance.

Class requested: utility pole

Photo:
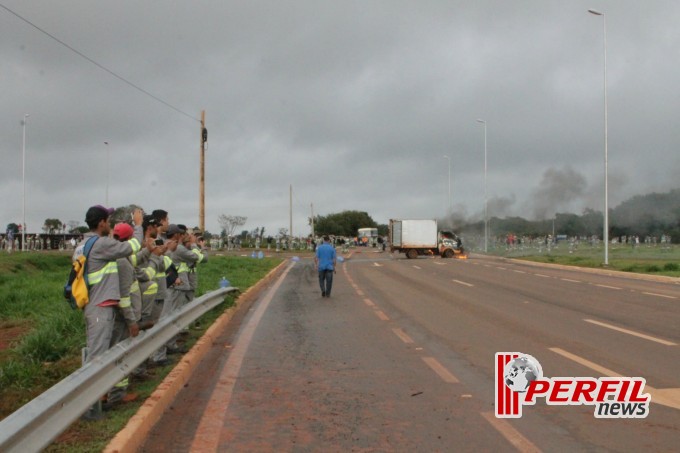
[311,203,315,237]
[199,110,207,232]
[289,184,293,240]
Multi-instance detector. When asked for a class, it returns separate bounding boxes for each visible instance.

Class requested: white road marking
[481,412,542,453]
[595,284,621,290]
[191,262,295,451]
[356,290,365,296]
[392,328,414,344]
[363,298,375,308]
[534,274,551,278]
[549,347,680,411]
[497,266,507,270]
[513,270,526,274]
[372,262,383,267]
[434,262,447,266]
[561,278,581,283]
[413,265,422,270]
[374,310,390,321]
[584,319,677,346]
[422,357,459,383]
[453,279,474,287]
[642,292,677,300]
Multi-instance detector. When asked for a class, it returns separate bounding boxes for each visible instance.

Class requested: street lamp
[104,141,109,206]
[22,113,29,252]
[588,8,609,266]
[443,155,451,214]
[476,119,488,253]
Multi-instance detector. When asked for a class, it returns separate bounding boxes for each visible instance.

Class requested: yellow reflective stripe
[87,262,118,285]
[156,271,166,278]
[178,263,189,273]
[191,248,204,262]
[114,377,129,388]
[119,297,131,308]
[130,281,140,293]
[163,256,173,268]
[143,267,156,280]
[129,238,141,253]
[130,254,138,267]
[143,282,158,295]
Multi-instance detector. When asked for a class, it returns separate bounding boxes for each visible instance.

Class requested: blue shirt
[315,242,336,271]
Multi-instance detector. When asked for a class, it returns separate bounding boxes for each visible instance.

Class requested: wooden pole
[199,110,206,232]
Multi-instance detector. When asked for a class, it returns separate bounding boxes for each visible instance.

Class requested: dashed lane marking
[363,298,376,308]
[392,328,414,344]
[534,274,551,278]
[549,347,680,411]
[584,319,677,346]
[453,279,474,287]
[374,310,390,321]
[356,290,365,296]
[561,278,581,283]
[642,292,677,300]
[595,284,621,290]
[481,412,542,453]
[373,262,383,267]
[513,270,526,274]
[413,265,422,270]
[497,266,507,270]
[422,357,459,383]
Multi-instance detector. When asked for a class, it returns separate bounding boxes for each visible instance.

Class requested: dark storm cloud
[2,1,680,235]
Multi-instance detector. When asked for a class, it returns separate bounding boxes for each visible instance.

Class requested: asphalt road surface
[141,251,680,452]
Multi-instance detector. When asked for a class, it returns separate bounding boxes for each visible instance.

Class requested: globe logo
[504,355,543,393]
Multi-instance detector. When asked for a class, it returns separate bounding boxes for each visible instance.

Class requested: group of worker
[73,205,207,418]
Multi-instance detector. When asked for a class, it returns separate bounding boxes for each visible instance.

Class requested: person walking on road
[315,235,336,298]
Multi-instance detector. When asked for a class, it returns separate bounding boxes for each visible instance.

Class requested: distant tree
[278,228,288,238]
[313,210,378,236]
[6,223,19,234]
[43,218,63,234]
[218,215,247,238]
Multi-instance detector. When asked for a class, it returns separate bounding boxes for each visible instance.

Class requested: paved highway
[141,252,680,452]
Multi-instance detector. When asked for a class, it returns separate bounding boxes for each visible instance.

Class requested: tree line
[442,189,680,242]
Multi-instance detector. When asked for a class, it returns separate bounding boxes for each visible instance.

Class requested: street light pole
[476,119,488,253]
[22,113,29,252]
[443,155,451,214]
[589,8,609,266]
[104,141,109,206]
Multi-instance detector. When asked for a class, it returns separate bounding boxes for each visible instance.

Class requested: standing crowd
[74,205,207,418]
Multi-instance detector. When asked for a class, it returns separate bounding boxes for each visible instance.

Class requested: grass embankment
[0,251,282,452]
[488,243,680,277]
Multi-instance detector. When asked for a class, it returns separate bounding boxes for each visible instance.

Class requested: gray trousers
[318,269,334,295]
[83,303,115,364]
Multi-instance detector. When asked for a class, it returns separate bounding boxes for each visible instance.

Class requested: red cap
[113,223,134,240]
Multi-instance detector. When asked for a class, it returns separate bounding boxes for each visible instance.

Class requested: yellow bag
[63,237,99,309]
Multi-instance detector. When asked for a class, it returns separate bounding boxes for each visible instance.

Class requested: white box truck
[389,219,465,259]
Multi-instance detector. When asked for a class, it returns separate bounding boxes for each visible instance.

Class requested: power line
[0,2,200,123]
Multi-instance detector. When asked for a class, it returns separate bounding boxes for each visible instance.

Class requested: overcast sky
[2,0,679,237]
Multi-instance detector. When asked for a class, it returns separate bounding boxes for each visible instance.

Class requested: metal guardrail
[0,286,239,453]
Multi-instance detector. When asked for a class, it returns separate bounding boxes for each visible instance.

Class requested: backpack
[63,236,99,310]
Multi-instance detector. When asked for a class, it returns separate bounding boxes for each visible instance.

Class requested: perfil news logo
[495,353,651,419]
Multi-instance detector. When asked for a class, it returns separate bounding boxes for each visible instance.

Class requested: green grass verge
[486,243,680,277]
[0,251,282,451]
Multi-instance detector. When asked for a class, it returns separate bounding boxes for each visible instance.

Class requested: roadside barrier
[0,286,239,453]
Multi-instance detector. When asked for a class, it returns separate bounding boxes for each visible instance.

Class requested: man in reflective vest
[73,206,150,365]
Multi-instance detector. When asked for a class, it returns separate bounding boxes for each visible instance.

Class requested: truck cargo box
[389,219,438,248]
